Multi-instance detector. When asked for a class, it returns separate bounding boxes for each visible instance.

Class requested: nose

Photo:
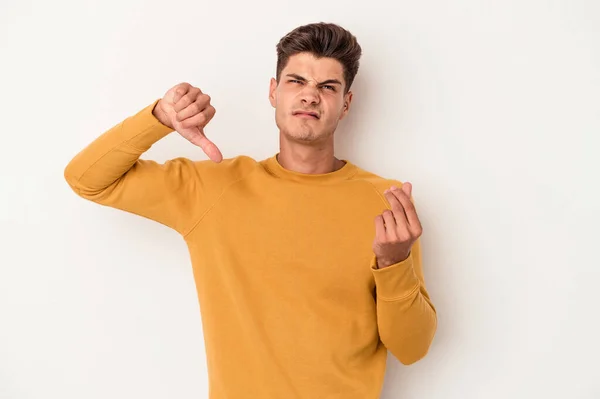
[300,82,320,105]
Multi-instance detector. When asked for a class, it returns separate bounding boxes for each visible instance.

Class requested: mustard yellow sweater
[64,100,437,399]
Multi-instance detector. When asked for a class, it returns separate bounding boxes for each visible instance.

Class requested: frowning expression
[269,52,353,143]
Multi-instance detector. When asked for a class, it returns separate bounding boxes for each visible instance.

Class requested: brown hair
[275,22,362,94]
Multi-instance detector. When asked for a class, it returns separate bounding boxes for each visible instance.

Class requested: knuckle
[201,93,210,102]
[190,87,201,97]
[198,94,210,106]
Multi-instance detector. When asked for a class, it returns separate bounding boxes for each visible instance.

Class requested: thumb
[188,127,223,163]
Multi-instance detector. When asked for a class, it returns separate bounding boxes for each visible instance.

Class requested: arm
[371,182,437,364]
[64,83,235,235]
[64,91,241,236]
[64,99,201,235]
[371,237,437,365]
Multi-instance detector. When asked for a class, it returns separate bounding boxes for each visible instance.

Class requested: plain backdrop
[1,0,599,398]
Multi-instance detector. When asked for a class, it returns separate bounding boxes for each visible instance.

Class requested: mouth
[293,111,320,119]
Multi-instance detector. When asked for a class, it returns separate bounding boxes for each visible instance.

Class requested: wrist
[375,259,393,269]
[152,100,173,129]
[375,252,411,269]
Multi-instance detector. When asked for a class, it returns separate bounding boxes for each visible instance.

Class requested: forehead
[282,52,344,81]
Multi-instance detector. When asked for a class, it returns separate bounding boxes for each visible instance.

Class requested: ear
[269,78,278,108]
[339,90,353,120]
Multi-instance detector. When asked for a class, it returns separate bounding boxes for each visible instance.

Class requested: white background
[1,0,599,398]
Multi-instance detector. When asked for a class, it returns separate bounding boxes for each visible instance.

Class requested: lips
[293,111,319,119]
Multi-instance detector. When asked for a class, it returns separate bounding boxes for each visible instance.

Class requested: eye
[289,79,303,84]
[322,85,336,91]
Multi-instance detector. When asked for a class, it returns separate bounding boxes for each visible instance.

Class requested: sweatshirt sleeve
[63,99,245,236]
[370,193,437,365]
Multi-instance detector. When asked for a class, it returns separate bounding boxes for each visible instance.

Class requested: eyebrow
[285,73,342,86]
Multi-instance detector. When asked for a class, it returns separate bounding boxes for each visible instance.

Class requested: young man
[64,22,437,399]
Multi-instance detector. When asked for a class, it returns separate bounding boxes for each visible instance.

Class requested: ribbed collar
[263,153,358,185]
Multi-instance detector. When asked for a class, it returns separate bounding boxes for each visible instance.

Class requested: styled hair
[275,22,362,93]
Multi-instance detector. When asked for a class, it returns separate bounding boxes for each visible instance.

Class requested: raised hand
[153,82,223,162]
[373,182,423,268]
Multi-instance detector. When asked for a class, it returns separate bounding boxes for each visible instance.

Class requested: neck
[277,137,346,175]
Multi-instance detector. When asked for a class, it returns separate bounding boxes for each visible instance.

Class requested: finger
[176,93,211,122]
[179,105,216,130]
[172,83,191,105]
[392,185,422,234]
[384,189,409,228]
[381,210,397,239]
[374,215,386,241]
[402,181,412,197]
[187,128,223,163]
[174,86,202,113]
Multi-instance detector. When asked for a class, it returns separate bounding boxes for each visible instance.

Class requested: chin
[283,130,316,142]
[286,129,333,144]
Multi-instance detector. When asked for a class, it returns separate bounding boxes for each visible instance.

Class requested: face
[269,52,353,144]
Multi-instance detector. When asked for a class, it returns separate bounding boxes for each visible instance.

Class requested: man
[64,22,437,399]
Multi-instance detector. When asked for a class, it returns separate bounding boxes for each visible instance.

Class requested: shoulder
[349,164,404,195]
[167,154,259,177]
[154,155,259,189]
[195,154,258,173]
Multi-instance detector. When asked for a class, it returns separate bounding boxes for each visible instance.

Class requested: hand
[153,82,222,162]
[373,182,423,268]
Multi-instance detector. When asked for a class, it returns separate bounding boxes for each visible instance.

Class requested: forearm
[63,99,173,196]
[371,239,437,365]
[375,265,437,365]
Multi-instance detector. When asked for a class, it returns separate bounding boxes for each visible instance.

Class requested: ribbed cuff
[124,99,174,150]
[370,254,420,301]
